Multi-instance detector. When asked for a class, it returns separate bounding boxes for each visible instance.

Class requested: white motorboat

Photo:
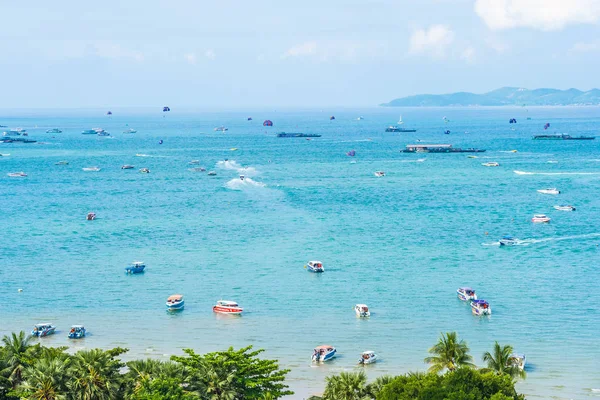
[374,171,385,177]
[7,171,27,177]
[188,160,200,165]
[358,351,378,365]
[355,304,370,317]
[139,168,150,173]
[554,205,575,211]
[537,188,560,195]
[470,300,491,316]
[532,214,551,223]
[312,345,336,362]
[499,236,519,246]
[55,161,69,165]
[482,162,500,167]
[121,165,135,169]
[31,323,56,337]
[457,287,477,301]
[214,126,228,132]
[123,129,137,133]
[82,167,101,172]
[509,354,526,371]
[207,171,217,176]
[306,261,324,273]
[166,294,185,311]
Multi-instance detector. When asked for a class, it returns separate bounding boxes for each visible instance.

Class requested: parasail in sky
[330,116,335,120]
[106,111,112,116]
[347,150,356,157]
[263,120,273,127]
[163,106,171,112]
[544,123,550,130]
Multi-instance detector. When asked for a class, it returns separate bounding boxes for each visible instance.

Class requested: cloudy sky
[2,0,600,108]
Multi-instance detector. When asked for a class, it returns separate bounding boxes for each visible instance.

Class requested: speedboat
[499,236,518,246]
[467,155,478,159]
[306,261,324,273]
[121,165,134,169]
[355,304,370,317]
[97,130,111,137]
[82,167,101,172]
[358,351,378,365]
[32,323,56,337]
[239,175,245,181]
[457,287,477,301]
[509,354,526,371]
[81,129,97,134]
[207,171,217,176]
[86,212,96,221]
[554,205,575,211]
[374,171,385,177]
[55,161,69,165]
[482,162,500,167]
[312,345,336,362]
[357,116,364,120]
[470,299,491,316]
[213,300,243,314]
[46,128,62,133]
[214,126,228,132]
[188,160,200,165]
[122,129,137,133]
[537,188,560,195]
[68,325,86,339]
[7,172,27,177]
[166,294,185,311]
[125,261,145,274]
[532,214,551,223]
[3,129,24,136]
[189,167,206,172]
[139,168,150,173]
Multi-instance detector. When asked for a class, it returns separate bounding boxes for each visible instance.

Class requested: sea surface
[1,107,600,399]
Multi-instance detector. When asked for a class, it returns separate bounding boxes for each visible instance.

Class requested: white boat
[139,168,150,173]
[7,171,27,177]
[358,351,378,365]
[68,325,86,339]
[470,300,491,316]
[554,205,576,211]
[121,165,134,169]
[457,287,477,301]
[207,171,217,176]
[82,167,101,172]
[189,167,206,172]
[55,161,69,165]
[86,212,96,221]
[537,188,560,195]
[482,162,500,167]
[239,175,245,181]
[532,214,551,223]
[312,345,336,362]
[188,160,200,165]
[499,236,518,246]
[46,128,62,133]
[213,300,243,315]
[374,171,385,177]
[357,116,364,120]
[509,354,526,371]
[355,304,370,317]
[306,260,324,273]
[123,129,137,133]
[214,126,228,132]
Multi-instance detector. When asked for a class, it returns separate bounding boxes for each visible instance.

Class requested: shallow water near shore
[1,107,600,399]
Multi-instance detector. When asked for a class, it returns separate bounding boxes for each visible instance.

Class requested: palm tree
[323,371,370,400]
[367,375,393,398]
[483,342,526,379]
[1,331,34,387]
[68,349,122,400]
[202,366,236,400]
[424,332,475,373]
[21,358,70,400]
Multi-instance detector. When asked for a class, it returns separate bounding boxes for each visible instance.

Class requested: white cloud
[184,52,197,65]
[205,49,216,60]
[461,46,476,63]
[570,41,600,52]
[282,41,317,58]
[409,25,455,58]
[475,0,600,31]
[93,42,144,62]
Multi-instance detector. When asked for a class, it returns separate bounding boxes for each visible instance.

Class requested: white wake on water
[483,232,600,247]
[217,160,257,175]
[225,177,266,190]
[514,170,600,176]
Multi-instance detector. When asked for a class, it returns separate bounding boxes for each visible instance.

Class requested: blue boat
[125,261,145,274]
[166,294,184,311]
[312,345,336,362]
[68,325,86,339]
[32,323,56,337]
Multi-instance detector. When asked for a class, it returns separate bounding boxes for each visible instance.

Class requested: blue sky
[2,0,600,108]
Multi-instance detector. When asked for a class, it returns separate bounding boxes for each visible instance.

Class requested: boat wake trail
[225,177,266,190]
[217,160,257,175]
[401,158,426,163]
[514,170,600,176]
[484,232,600,247]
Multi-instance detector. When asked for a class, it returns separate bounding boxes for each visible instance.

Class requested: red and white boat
[532,214,551,223]
[213,300,243,315]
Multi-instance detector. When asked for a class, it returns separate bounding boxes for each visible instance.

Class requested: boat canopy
[315,345,333,350]
[71,325,85,329]
[459,287,473,291]
[35,323,52,327]
[362,351,375,355]
[472,300,489,306]
[217,300,239,306]
[132,261,144,265]
[168,295,183,301]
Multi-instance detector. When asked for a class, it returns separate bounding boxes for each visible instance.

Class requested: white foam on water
[514,170,600,176]
[225,177,266,190]
[483,232,600,247]
[217,160,257,176]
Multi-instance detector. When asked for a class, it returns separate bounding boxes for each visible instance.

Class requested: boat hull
[125,266,145,274]
[213,306,243,315]
[312,351,336,362]
[167,301,185,311]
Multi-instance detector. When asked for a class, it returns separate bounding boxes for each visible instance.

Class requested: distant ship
[533,134,594,140]
[277,132,321,138]
[402,144,485,153]
[386,126,417,133]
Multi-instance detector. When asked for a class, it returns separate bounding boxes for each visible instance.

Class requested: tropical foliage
[482,342,526,379]
[424,331,475,373]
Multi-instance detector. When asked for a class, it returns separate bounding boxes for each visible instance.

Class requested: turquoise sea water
[1,107,600,399]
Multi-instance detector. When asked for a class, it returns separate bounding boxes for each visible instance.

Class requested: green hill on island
[381,87,600,107]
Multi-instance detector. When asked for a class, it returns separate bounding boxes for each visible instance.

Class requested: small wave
[401,158,426,163]
[225,177,266,190]
[483,232,600,247]
[217,160,257,175]
[136,154,151,157]
[514,170,600,176]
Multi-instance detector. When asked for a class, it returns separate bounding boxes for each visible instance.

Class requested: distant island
[381,87,600,107]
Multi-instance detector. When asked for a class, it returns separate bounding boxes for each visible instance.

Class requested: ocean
[1,107,599,399]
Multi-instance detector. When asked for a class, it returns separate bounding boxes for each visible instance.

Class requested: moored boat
[532,214,551,223]
[277,132,321,138]
[499,236,518,246]
[374,171,385,177]
[482,162,500,167]
[188,160,200,165]
[32,323,56,337]
[121,165,134,169]
[402,144,485,153]
[86,212,96,221]
[509,354,526,371]
[537,188,560,195]
[139,168,150,173]
[533,134,594,140]
[457,287,477,301]
[214,126,228,132]
[68,325,86,339]
[213,300,243,314]
[358,351,378,365]
[46,128,62,133]
[123,129,137,133]
[7,172,27,177]
[207,171,217,176]
[470,299,491,316]
[55,161,69,165]
[385,126,417,133]
[166,294,185,311]
[554,205,575,211]
[355,304,370,317]
[82,167,101,172]
[306,261,324,273]
[312,345,336,362]
[125,261,146,274]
